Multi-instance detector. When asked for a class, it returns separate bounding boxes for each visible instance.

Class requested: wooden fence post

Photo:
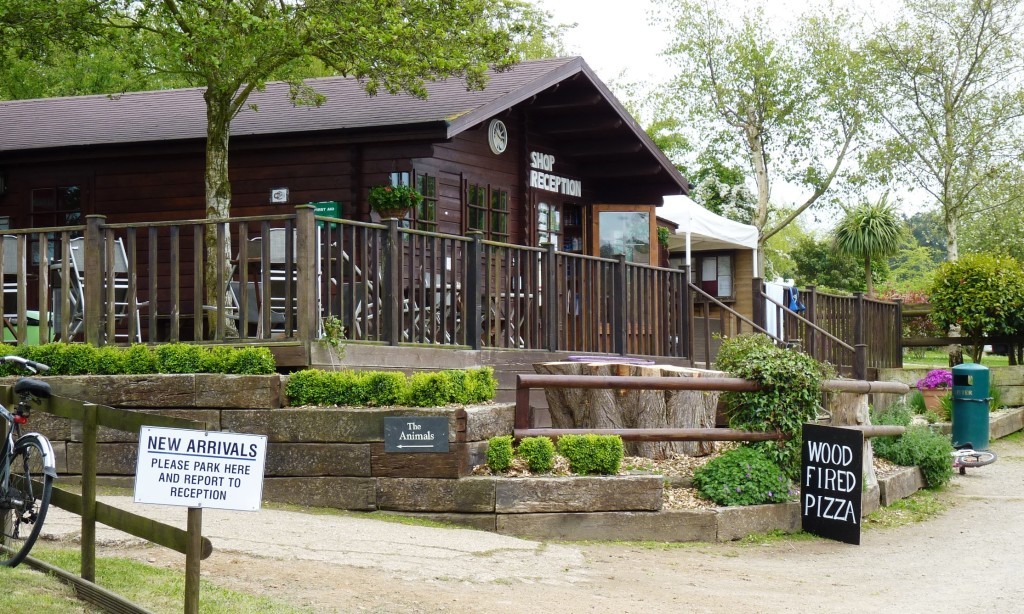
[80,403,98,582]
[465,231,483,350]
[751,277,765,332]
[185,508,202,614]
[806,285,817,360]
[295,205,318,357]
[84,216,105,347]
[854,292,866,379]
[543,242,558,352]
[613,254,628,356]
[895,297,904,368]
[383,219,402,346]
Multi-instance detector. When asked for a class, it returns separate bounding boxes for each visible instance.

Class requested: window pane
[702,258,717,281]
[718,275,732,297]
[598,211,650,263]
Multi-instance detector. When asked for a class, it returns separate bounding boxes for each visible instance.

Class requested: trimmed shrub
[29,343,98,375]
[692,446,792,506]
[556,434,624,475]
[405,371,457,407]
[486,435,515,472]
[227,347,276,375]
[155,343,205,374]
[467,367,497,402]
[516,436,555,473]
[361,371,406,406]
[201,346,235,374]
[285,369,342,406]
[95,346,128,374]
[122,344,158,374]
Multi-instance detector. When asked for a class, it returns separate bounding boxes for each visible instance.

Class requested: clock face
[488,119,508,155]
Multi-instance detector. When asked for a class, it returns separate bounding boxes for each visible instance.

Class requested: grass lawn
[903,348,1011,369]
[5,548,308,614]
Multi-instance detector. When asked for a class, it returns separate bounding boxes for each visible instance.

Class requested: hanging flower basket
[368,184,422,219]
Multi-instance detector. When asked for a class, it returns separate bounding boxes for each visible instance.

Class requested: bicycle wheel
[1,438,54,567]
[957,449,997,469]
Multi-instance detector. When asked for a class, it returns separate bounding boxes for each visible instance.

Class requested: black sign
[801,424,863,545]
[383,417,450,453]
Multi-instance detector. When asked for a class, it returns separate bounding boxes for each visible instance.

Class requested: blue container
[951,363,990,450]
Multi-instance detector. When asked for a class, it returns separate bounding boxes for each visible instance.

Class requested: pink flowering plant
[917,369,952,391]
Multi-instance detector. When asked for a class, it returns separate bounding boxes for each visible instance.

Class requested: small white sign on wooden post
[134,427,268,512]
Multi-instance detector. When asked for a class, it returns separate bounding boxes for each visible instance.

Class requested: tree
[868,0,1024,261]
[929,253,1024,363]
[654,1,878,273]
[3,1,553,332]
[687,157,756,224]
[790,235,888,295]
[832,195,906,296]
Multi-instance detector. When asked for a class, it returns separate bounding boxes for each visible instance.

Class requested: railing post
[185,508,202,614]
[80,403,98,582]
[613,254,628,356]
[465,231,483,350]
[854,292,866,379]
[383,219,402,346]
[895,298,904,368]
[296,206,318,357]
[543,242,558,352]
[682,265,693,360]
[751,277,765,332]
[84,215,106,347]
[806,285,817,359]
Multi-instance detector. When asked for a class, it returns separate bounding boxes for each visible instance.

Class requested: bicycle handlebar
[1,355,50,374]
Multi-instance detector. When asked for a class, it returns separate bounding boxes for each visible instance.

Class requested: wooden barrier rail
[3,386,214,614]
[514,374,910,439]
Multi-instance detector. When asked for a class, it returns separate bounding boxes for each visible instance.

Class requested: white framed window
[698,253,734,299]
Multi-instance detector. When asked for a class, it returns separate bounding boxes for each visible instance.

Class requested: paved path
[39,435,1024,613]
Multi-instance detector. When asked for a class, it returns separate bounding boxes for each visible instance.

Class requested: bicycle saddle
[14,378,52,399]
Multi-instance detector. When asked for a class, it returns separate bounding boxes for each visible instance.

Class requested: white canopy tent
[658,194,759,270]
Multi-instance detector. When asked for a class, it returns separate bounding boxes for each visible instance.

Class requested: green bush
[405,371,457,407]
[907,390,926,414]
[95,345,128,374]
[227,347,276,375]
[285,369,342,406]
[872,425,953,489]
[24,343,98,375]
[155,343,205,374]
[516,436,555,473]
[467,367,497,402]
[201,346,235,374]
[989,386,1003,412]
[556,434,623,475]
[122,344,158,374]
[361,371,406,406]
[486,435,514,472]
[692,446,792,506]
[715,333,832,479]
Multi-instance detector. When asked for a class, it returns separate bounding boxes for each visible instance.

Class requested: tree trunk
[534,361,726,459]
[204,92,238,338]
[746,120,770,278]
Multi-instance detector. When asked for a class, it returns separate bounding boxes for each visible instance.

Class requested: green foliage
[95,345,128,374]
[929,253,1024,362]
[154,343,204,374]
[692,446,792,506]
[516,436,555,473]
[227,347,276,375]
[556,434,624,475]
[715,333,831,478]
[989,386,1002,412]
[284,367,495,407]
[201,346,235,374]
[907,390,926,414]
[20,342,97,375]
[122,344,158,374]
[872,425,954,489]
[871,402,913,429]
[486,435,514,472]
[790,234,888,293]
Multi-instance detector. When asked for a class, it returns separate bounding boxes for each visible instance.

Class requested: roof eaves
[443,57,585,138]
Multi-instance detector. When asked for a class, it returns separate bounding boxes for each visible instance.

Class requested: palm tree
[832,194,905,296]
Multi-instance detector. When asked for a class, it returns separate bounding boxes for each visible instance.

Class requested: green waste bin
[951,363,991,450]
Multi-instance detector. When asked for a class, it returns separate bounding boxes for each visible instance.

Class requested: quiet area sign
[134,427,268,512]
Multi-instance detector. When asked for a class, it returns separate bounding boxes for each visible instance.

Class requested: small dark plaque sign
[384,417,450,453]
[801,423,863,545]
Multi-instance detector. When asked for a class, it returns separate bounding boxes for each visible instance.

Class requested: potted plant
[916,368,952,413]
[368,184,422,219]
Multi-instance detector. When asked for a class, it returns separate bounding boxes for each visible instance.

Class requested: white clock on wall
[488,119,508,155]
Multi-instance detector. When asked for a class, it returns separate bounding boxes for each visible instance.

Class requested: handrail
[762,291,854,351]
[690,282,782,343]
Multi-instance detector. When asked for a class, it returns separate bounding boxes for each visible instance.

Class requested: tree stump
[827,392,877,490]
[533,360,727,459]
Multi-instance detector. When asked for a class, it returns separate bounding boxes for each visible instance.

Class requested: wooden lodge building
[0,56,896,387]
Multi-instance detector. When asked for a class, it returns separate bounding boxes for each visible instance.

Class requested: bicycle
[0,355,55,567]
[951,443,997,475]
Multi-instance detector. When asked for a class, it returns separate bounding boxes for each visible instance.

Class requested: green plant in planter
[692,446,792,506]
[517,436,555,473]
[486,435,514,472]
[368,184,423,218]
[715,333,833,479]
[556,434,623,475]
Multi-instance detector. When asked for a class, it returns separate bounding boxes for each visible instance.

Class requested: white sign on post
[134,427,268,512]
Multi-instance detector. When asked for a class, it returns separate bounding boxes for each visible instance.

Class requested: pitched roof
[0,57,686,193]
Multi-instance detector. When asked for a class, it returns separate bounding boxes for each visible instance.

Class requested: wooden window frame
[696,251,736,300]
[463,179,510,242]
